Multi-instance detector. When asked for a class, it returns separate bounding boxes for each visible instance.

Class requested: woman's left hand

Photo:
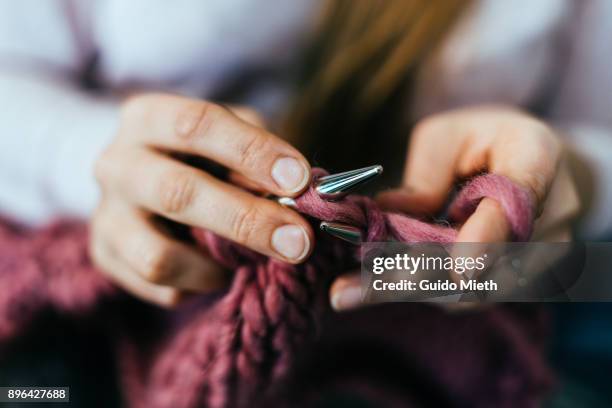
[329,105,580,311]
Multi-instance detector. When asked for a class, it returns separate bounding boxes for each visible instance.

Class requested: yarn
[297,169,533,242]
[0,170,547,408]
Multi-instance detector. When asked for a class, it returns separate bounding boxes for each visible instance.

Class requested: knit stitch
[0,170,547,408]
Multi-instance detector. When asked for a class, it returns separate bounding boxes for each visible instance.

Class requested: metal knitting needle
[277,164,384,209]
[320,222,362,245]
[315,165,383,200]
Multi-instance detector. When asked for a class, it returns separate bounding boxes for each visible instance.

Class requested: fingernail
[271,157,309,193]
[271,225,310,261]
[331,286,362,311]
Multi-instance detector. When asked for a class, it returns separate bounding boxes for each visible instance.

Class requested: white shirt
[0,0,611,238]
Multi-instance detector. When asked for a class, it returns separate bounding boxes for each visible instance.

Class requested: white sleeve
[0,0,119,225]
[550,0,612,239]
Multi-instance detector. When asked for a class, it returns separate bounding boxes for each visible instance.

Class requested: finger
[330,272,362,311]
[455,198,511,243]
[532,159,579,238]
[106,149,313,263]
[104,205,227,292]
[227,171,268,194]
[485,122,562,215]
[449,198,511,286]
[105,256,184,308]
[227,106,267,127]
[377,117,463,214]
[122,94,310,196]
[90,221,184,308]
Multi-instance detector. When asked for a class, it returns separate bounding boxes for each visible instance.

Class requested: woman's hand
[330,105,580,311]
[90,94,314,307]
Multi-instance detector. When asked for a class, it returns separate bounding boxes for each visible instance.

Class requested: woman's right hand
[90,94,313,307]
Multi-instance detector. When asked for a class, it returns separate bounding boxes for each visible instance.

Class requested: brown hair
[284,0,469,174]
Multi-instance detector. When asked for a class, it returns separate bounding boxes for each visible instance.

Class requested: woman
[0,0,608,311]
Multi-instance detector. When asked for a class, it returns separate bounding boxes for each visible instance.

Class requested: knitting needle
[277,164,384,209]
[315,166,382,244]
[319,221,362,245]
[315,165,383,200]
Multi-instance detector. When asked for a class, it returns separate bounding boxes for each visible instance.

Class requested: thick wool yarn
[0,170,548,408]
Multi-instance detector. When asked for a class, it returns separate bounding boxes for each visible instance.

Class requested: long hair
[284,0,470,175]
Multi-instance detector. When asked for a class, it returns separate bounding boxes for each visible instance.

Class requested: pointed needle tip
[316,164,384,199]
[319,221,362,245]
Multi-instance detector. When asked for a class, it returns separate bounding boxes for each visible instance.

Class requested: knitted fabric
[0,170,550,408]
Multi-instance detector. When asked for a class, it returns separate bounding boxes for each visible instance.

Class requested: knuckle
[120,93,155,120]
[174,101,222,143]
[235,107,265,127]
[161,292,183,308]
[230,204,262,246]
[158,171,198,214]
[534,124,562,157]
[236,131,271,171]
[414,115,438,135]
[412,115,440,140]
[521,172,548,207]
[138,244,176,284]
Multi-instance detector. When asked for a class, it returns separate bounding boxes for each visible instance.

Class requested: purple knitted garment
[0,171,551,408]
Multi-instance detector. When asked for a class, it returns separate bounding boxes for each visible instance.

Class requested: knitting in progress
[0,169,551,408]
